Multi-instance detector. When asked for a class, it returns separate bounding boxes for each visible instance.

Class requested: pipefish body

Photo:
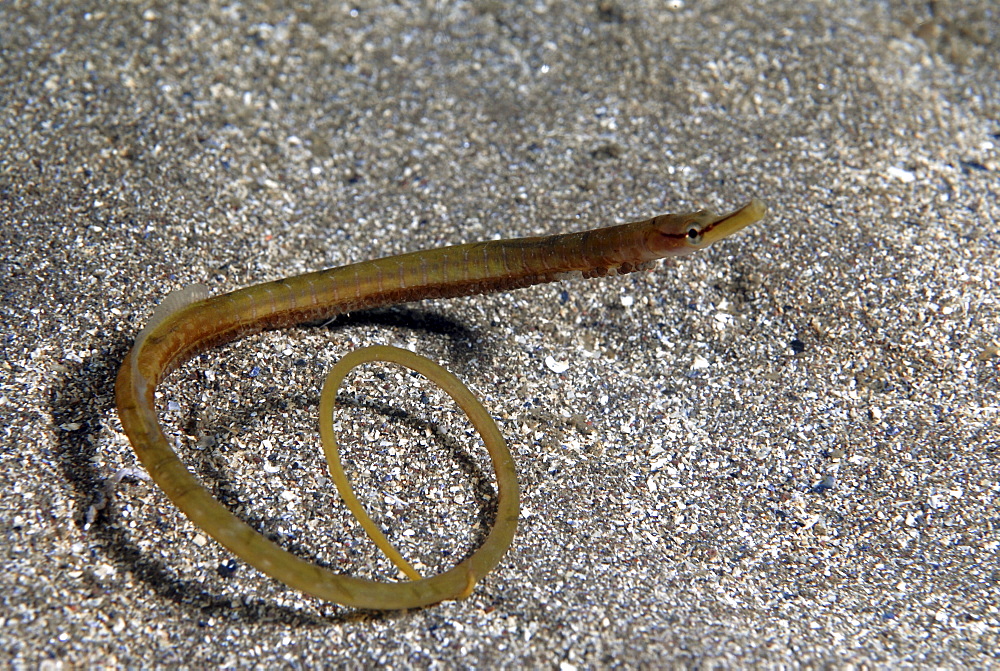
[115,197,766,609]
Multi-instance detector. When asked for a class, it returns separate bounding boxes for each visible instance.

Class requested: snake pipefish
[115,197,766,609]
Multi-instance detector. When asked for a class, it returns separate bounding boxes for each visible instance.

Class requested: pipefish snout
[115,198,765,609]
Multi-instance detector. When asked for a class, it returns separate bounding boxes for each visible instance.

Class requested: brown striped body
[115,198,765,608]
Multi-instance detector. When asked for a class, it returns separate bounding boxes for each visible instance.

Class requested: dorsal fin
[134,284,210,346]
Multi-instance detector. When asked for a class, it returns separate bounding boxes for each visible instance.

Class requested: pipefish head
[646,198,766,257]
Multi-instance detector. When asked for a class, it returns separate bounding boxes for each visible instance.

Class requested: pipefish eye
[685,223,703,245]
